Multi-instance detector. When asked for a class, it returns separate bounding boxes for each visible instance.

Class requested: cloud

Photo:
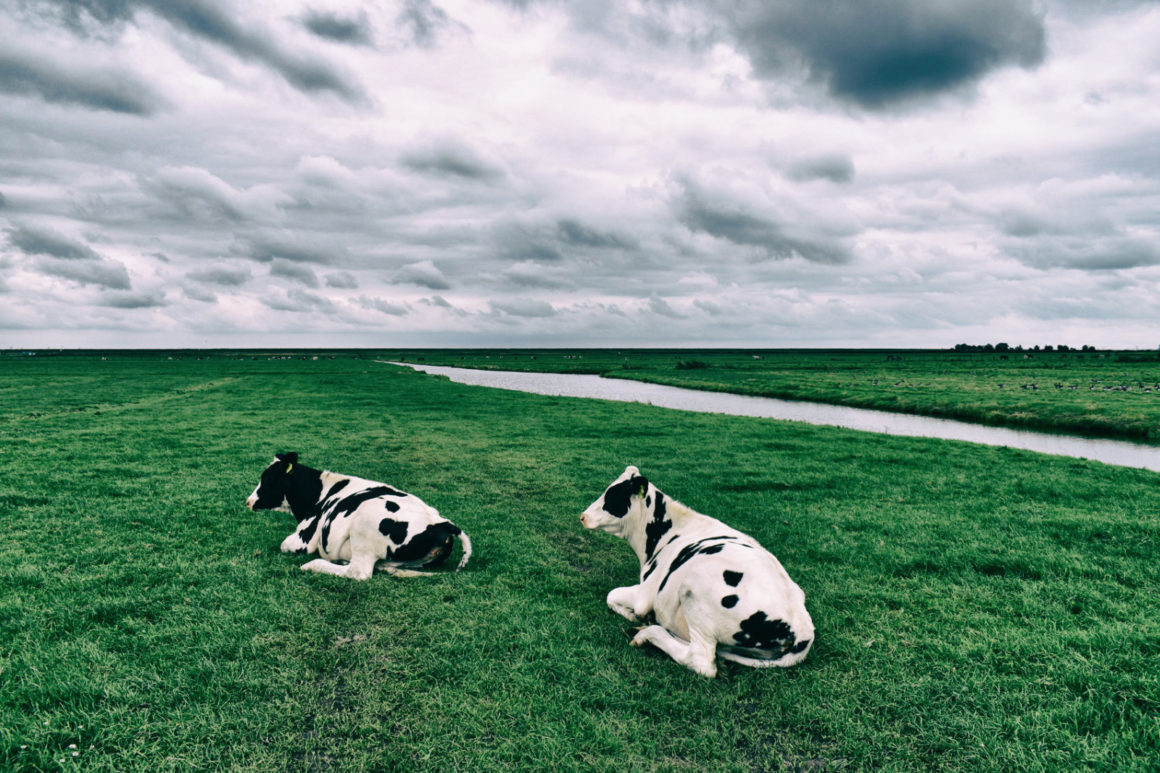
[676,182,850,264]
[241,236,347,265]
[556,219,637,249]
[325,271,358,289]
[0,46,163,115]
[648,296,683,318]
[6,224,101,260]
[186,265,251,286]
[393,260,450,289]
[489,298,557,318]
[302,9,374,46]
[400,138,505,181]
[99,289,166,308]
[724,0,1046,109]
[786,154,856,183]
[261,288,335,312]
[396,0,461,48]
[40,0,366,103]
[357,295,409,316]
[269,258,320,287]
[37,257,132,289]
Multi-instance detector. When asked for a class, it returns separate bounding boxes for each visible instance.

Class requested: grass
[388,348,1160,441]
[1,351,1158,771]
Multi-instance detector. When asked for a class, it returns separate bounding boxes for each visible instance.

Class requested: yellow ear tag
[285,463,294,474]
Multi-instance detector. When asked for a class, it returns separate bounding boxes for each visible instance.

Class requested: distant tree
[1044,345,1054,352]
[996,342,1010,352]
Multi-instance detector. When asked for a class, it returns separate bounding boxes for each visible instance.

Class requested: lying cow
[245,453,471,580]
[581,465,813,677]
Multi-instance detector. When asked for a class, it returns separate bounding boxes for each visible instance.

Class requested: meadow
[2,351,1158,772]
[392,348,1160,441]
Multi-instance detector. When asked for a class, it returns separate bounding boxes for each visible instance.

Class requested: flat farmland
[1,352,1157,772]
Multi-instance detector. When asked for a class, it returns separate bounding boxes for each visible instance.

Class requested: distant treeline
[952,343,1098,353]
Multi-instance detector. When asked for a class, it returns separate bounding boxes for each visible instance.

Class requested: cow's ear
[277,452,299,465]
[634,475,649,497]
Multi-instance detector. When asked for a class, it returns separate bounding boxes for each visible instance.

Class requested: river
[389,362,1160,474]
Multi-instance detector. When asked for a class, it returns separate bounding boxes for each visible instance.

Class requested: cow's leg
[631,625,719,678]
[301,551,377,581]
[607,585,650,621]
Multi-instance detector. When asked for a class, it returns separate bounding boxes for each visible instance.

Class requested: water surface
[390,362,1160,474]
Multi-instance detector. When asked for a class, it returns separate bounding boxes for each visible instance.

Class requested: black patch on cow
[643,492,672,560]
[378,517,409,543]
[733,612,794,651]
[291,514,319,553]
[323,478,351,501]
[721,594,739,608]
[391,522,462,567]
[327,486,399,520]
[789,638,811,654]
[657,536,737,591]
[723,570,744,587]
[642,532,682,581]
[385,500,400,512]
[601,474,647,518]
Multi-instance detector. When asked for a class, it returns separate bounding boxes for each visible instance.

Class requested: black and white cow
[245,453,471,580]
[581,465,813,678]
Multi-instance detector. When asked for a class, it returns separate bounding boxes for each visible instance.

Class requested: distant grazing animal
[581,465,813,677]
[245,453,471,580]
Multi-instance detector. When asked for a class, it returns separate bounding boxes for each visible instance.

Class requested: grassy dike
[394,349,1160,441]
[2,353,1158,771]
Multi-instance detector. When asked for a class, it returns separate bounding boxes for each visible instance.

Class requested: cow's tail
[454,529,472,571]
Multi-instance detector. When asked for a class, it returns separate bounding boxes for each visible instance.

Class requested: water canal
[390,362,1160,474]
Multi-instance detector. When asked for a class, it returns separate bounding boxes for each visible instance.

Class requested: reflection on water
[390,362,1160,474]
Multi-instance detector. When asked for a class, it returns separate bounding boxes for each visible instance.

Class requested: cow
[580,465,813,678]
[245,453,471,580]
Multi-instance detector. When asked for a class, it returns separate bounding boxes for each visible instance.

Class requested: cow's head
[581,465,652,535]
[245,453,303,514]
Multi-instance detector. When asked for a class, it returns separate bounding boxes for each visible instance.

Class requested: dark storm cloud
[37,257,132,289]
[302,9,374,46]
[400,140,504,181]
[676,185,850,264]
[98,289,166,308]
[724,0,1046,109]
[186,265,251,285]
[786,154,855,183]
[6,224,101,260]
[269,258,319,287]
[40,0,365,102]
[0,47,162,115]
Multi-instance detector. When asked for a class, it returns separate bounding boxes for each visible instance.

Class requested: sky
[1,0,1159,350]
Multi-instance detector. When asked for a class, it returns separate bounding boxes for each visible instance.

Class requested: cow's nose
[579,513,588,527]
[245,494,257,509]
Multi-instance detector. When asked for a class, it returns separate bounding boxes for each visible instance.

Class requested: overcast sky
[2,0,1159,349]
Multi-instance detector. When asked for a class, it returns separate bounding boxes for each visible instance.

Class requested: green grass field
[393,348,1160,441]
[2,352,1158,771]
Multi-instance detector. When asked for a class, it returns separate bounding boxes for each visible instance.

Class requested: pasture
[2,352,1158,772]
